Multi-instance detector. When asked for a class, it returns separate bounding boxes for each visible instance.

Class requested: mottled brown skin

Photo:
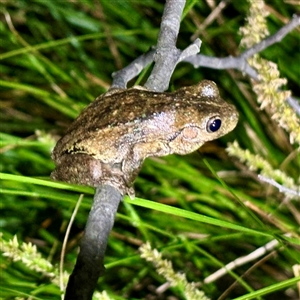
[51,80,238,197]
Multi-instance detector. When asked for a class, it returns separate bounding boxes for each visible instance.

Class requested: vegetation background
[1,0,299,299]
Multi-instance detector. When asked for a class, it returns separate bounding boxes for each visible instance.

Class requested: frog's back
[76,88,176,129]
[52,88,177,161]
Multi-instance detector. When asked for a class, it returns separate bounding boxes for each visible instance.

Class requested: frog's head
[169,80,239,155]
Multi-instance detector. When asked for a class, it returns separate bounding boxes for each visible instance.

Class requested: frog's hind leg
[51,153,134,197]
[51,153,104,187]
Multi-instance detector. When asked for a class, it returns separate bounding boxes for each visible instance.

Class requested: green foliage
[1,1,299,299]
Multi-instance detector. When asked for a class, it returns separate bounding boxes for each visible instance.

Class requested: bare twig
[184,14,300,79]
[218,251,278,300]
[144,0,185,92]
[111,49,156,89]
[113,0,201,92]
[258,175,300,197]
[241,14,300,58]
[64,186,122,300]
[203,236,289,285]
[191,0,230,40]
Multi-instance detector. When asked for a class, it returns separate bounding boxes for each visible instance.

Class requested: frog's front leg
[122,141,171,188]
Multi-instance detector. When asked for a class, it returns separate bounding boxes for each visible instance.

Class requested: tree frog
[51,80,238,197]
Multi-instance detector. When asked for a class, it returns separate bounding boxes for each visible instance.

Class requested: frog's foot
[51,153,135,198]
[101,167,136,199]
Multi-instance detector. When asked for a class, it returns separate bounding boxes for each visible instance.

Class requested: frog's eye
[207,117,222,133]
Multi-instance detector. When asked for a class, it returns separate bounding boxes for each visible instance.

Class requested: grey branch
[203,237,283,284]
[112,0,201,92]
[111,39,201,90]
[64,186,122,300]
[184,14,300,79]
[241,14,300,58]
[258,175,300,198]
[112,14,299,90]
[183,54,258,78]
[144,0,187,92]
[111,49,156,89]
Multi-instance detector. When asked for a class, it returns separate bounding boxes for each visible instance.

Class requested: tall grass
[1,1,299,299]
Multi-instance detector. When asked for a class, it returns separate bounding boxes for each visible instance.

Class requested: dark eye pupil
[207,118,221,133]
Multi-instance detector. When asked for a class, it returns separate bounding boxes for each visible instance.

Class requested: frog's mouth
[167,130,182,142]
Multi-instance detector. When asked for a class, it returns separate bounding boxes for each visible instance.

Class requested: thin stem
[241,14,300,58]
[60,194,84,295]
[64,185,122,300]
[144,0,186,92]
[111,49,156,89]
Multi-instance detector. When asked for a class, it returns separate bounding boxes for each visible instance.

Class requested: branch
[144,0,185,92]
[241,14,300,58]
[183,14,300,79]
[111,49,156,89]
[112,0,200,92]
[203,237,283,284]
[258,175,300,198]
[111,39,201,90]
[64,185,122,300]
[112,14,299,102]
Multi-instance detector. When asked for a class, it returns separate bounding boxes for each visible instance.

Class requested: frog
[51,80,238,198]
